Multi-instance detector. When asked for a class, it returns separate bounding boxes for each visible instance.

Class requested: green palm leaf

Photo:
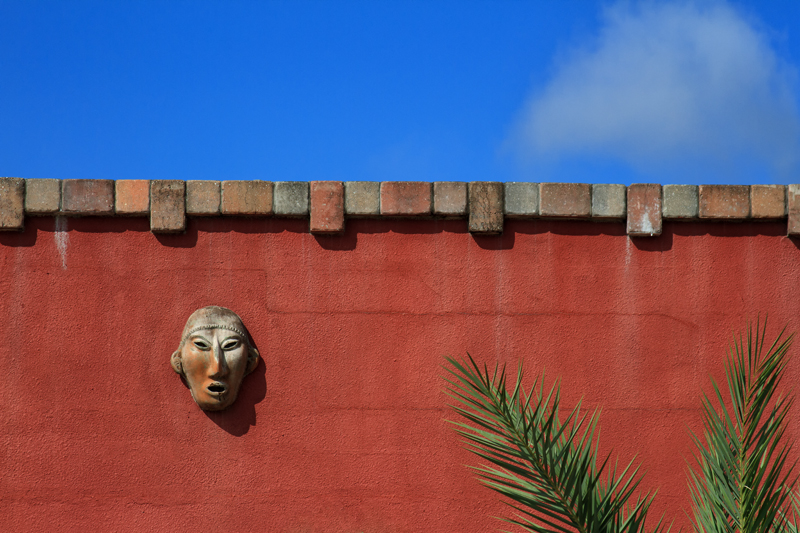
[444,355,666,533]
[688,320,796,533]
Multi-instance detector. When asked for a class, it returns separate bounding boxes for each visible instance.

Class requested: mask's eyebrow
[181,324,247,344]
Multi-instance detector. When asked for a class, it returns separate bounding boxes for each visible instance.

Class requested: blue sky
[2,0,800,185]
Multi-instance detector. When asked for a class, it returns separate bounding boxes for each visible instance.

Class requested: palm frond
[444,354,666,533]
[687,319,796,533]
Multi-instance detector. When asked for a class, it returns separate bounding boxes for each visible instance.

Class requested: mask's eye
[192,339,211,350]
[222,339,241,351]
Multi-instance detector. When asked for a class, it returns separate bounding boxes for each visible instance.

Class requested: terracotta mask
[171,306,260,411]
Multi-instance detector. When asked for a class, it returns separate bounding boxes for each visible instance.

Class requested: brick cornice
[1,178,797,237]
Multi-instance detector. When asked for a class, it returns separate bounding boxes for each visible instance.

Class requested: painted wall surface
[1,217,799,532]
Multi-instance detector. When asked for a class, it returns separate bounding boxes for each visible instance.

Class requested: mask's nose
[208,338,229,379]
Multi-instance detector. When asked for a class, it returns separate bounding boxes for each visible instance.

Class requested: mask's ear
[170,349,183,375]
[246,346,260,375]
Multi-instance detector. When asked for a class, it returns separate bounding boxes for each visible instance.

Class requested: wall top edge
[2,178,795,185]
[0,178,798,237]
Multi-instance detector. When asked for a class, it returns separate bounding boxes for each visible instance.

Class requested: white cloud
[512,1,800,183]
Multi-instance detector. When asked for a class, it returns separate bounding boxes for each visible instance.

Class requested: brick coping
[0,178,798,236]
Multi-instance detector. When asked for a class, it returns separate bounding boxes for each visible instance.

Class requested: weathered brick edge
[2,178,797,236]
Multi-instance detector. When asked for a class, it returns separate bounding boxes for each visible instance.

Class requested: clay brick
[468,182,503,234]
[274,182,309,216]
[61,179,114,215]
[504,182,539,217]
[539,183,591,218]
[115,180,149,215]
[380,182,432,216]
[0,177,24,230]
[627,184,662,236]
[699,185,750,219]
[150,180,185,233]
[24,178,60,215]
[433,182,467,216]
[789,184,800,236]
[345,182,380,215]
[662,184,698,219]
[221,181,273,216]
[591,184,626,219]
[186,181,220,216]
[751,185,785,219]
[310,181,344,234]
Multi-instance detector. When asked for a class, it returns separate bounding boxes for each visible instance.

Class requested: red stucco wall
[2,216,799,532]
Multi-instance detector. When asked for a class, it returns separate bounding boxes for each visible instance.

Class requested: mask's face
[172,308,258,411]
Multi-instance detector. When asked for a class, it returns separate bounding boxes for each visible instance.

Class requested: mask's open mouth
[207,382,227,395]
